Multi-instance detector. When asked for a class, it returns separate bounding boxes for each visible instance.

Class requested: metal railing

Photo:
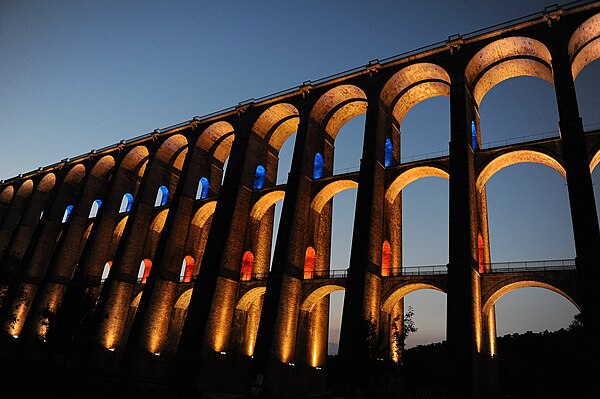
[485,258,575,273]
[304,269,348,280]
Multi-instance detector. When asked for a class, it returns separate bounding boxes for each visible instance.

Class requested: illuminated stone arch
[36,173,56,193]
[110,216,128,254]
[301,284,345,313]
[253,103,300,152]
[235,286,266,356]
[569,13,600,79]
[380,62,452,125]
[381,282,446,314]
[0,186,14,206]
[148,209,169,257]
[120,145,150,179]
[465,36,554,107]
[481,278,579,316]
[174,288,193,310]
[17,179,35,198]
[311,180,359,213]
[590,147,600,173]
[64,163,87,186]
[196,121,235,164]
[309,84,368,140]
[191,201,217,228]
[476,149,566,193]
[90,155,116,178]
[385,165,449,203]
[249,190,285,222]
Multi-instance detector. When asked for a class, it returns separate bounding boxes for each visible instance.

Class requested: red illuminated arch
[304,246,316,279]
[382,240,391,277]
[240,251,254,281]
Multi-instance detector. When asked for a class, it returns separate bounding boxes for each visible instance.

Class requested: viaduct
[1,2,600,397]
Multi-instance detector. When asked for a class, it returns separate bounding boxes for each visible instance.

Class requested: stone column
[551,24,600,395]
[337,84,386,385]
[446,71,485,399]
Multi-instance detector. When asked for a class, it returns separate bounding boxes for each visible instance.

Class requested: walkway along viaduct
[1,2,600,397]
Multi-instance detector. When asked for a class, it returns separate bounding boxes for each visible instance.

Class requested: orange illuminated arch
[240,251,254,281]
[304,246,316,279]
[180,255,194,283]
[139,259,152,283]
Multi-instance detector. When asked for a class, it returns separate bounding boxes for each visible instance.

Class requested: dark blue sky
[1,1,598,349]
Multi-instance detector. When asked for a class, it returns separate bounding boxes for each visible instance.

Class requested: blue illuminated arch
[156,185,169,207]
[120,193,134,213]
[471,121,478,151]
[313,153,324,179]
[197,177,210,199]
[384,138,393,167]
[62,205,74,223]
[254,165,266,190]
[89,199,102,218]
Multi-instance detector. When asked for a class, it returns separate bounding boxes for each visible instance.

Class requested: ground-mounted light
[108,347,115,352]
[154,352,161,356]
[287,362,295,366]
[12,335,18,339]
[220,351,227,355]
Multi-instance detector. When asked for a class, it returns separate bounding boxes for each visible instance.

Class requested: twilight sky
[1,1,598,351]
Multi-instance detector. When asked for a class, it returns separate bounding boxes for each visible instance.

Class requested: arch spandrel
[309,85,367,140]
[311,180,358,213]
[250,190,285,221]
[380,63,451,125]
[476,150,566,193]
[301,284,344,312]
[465,36,553,106]
[569,13,600,78]
[385,166,449,203]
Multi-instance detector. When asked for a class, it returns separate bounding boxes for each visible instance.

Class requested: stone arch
[309,84,368,140]
[196,121,235,163]
[174,288,194,309]
[569,12,600,79]
[236,287,266,311]
[311,180,358,213]
[465,36,553,106]
[381,282,446,314]
[36,174,56,193]
[476,149,566,192]
[481,278,579,315]
[64,164,87,186]
[90,155,116,178]
[0,186,14,205]
[380,62,451,125]
[120,146,150,178]
[148,209,169,257]
[253,103,300,151]
[386,166,449,203]
[191,201,217,228]
[590,148,600,172]
[249,190,285,221]
[17,179,35,197]
[301,284,345,312]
